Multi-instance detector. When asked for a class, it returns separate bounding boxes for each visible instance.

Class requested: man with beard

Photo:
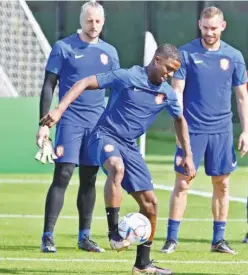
[36,0,119,253]
[161,6,248,254]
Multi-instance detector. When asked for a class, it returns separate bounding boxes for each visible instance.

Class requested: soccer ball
[118,213,152,245]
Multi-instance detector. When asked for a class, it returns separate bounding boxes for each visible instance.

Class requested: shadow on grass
[156,237,242,245]
[0,269,19,275]
[0,245,79,252]
[0,269,128,274]
[0,246,40,252]
[0,244,122,253]
[155,237,210,244]
[178,238,243,245]
[176,273,236,275]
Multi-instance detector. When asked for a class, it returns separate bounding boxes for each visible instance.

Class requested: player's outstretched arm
[173,115,196,178]
[40,75,99,128]
[234,84,248,157]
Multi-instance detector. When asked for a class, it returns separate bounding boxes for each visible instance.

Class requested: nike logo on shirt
[75,54,84,59]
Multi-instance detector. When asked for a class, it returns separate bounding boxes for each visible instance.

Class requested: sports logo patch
[100,53,109,65]
[56,145,64,158]
[155,93,165,105]
[104,144,114,152]
[175,155,183,166]
[220,58,229,71]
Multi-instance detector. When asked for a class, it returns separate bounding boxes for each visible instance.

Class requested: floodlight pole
[99,1,104,39]
[56,0,66,40]
[140,1,154,159]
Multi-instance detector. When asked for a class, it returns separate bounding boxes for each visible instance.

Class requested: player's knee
[212,175,229,195]
[79,166,98,187]
[141,195,158,217]
[107,158,124,178]
[174,173,192,193]
[53,163,74,188]
[60,166,74,181]
[175,180,190,193]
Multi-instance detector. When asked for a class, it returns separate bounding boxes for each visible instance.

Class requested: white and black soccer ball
[118,213,152,245]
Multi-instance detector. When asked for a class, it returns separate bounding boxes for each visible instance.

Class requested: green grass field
[1,132,248,275]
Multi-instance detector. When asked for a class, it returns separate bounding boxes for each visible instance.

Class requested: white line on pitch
[0,257,248,264]
[0,214,245,222]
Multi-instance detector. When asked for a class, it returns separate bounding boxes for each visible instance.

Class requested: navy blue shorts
[174,132,237,176]
[54,124,98,166]
[88,133,153,193]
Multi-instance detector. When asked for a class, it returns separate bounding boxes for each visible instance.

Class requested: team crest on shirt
[100,53,109,65]
[220,58,229,71]
[56,145,64,158]
[104,144,114,152]
[175,155,183,166]
[155,93,165,104]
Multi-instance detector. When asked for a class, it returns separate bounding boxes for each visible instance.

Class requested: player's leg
[88,135,130,251]
[161,134,207,254]
[41,124,79,252]
[41,162,75,252]
[77,165,105,252]
[103,154,129,251]
[76,128,104,252]
[205,132,237,254]
[123,148,172,274]
[132,191,172,275]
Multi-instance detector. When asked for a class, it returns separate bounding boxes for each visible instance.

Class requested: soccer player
[243,73,248,244]
[40,44,196,274]
[161,6,248,255]
[36,1,119,253]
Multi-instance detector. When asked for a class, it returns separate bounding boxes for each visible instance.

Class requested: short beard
[85,31,99,40]
[202,36,219,46]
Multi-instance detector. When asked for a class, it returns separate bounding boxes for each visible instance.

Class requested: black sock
[105,207,120,235]
[134,241,152,269]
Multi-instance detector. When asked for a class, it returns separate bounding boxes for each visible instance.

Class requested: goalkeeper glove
[35,138,58,164]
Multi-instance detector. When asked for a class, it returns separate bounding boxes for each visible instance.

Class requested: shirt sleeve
[45,41,65,76]
[173,50,187,80]
[232,51,247,87]
[111,47,120,70]
[164,86,183,118]
[96,69,129,89]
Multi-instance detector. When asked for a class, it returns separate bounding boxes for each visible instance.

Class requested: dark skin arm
[39,75,99,128]
[174,115,196,179]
